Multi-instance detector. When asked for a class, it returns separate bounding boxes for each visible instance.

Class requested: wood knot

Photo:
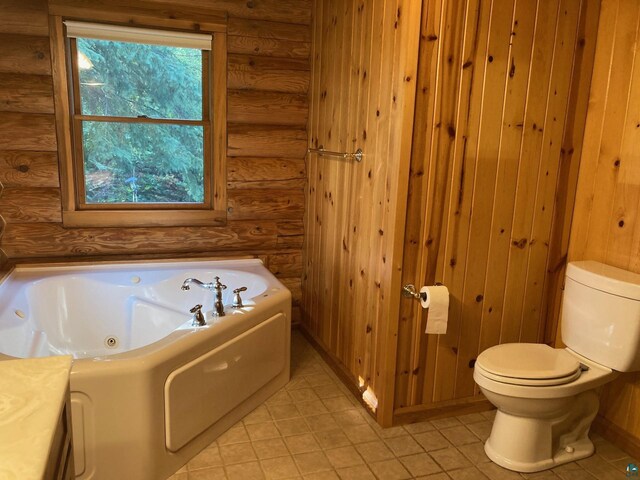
[17,164,29,173]
[512,238,527,249]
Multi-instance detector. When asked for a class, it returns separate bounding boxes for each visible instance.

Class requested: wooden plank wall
[302,0,422,424]
[551,0,640,456]
[394,0,600,414]
[0,0,311,314]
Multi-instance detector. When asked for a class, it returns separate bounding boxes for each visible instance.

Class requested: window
[50,13,226,227]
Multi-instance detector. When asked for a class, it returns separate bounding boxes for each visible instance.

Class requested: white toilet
[473,260,640,473]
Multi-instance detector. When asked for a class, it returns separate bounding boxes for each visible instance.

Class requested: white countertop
[0,355,72,480]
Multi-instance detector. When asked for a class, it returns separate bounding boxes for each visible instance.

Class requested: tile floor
[168,330,638,480]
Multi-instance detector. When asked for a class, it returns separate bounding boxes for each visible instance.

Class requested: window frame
[49,10,227,227]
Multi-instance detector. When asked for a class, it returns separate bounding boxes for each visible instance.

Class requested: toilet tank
[562,261,640,372]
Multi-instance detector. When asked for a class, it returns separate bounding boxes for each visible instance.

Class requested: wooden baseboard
[593,415,640,459]
[393,398,494,426]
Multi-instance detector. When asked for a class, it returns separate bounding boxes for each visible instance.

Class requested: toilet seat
[476,343,582,387]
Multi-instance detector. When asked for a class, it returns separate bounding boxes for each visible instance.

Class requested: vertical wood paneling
[302,0,421,424]
[394,0,598,414]
[0,0,311,312]
[555,0,640,453]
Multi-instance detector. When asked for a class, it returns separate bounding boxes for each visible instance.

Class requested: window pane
[77,38,203,120]
[82,121,205,204]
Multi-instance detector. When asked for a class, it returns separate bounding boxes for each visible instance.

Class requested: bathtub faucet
[181,277,227,317]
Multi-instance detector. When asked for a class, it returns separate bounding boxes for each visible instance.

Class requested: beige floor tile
[188,466,227,480]
[476,462,523,480]
[304,471,340,480]
[384,435,425,457]
[218,424,250,445]
[594,441,630,461]
[324,446,364,469]
[268,391,295,406]
[369,458,412,480]
[457,442,490,464]
[286,377,312,391]
[314,384,345,399]
[168,472,188,480]
[335,464,376,480]
[354,441,395,463]
[225,461,265,480]
[322,396,355,413]
[429,448,472,471]
[245,406,275,425]
[455,413,486,425]
[277,417,312,436]
[331,410,368,427]
[219,442,258,465]
[447,466,490,480]
[403,421,436,435]
[431,417,462,430]
[315,429,352,449]
[466,420,493,442]
[285,433,322,454]
[398,452,442,477]
[290,389,322,403]
[297,400,330,417]
[253,438,291,460]
[294,451,333,475]
[608,456,640,471]
[413,430,451,452]
[520,471,561,479]
[481,410,497,421]
[306,413,341,432]
[188,445,223,470]
[439,425,479,447]
[305,373,335,387]
[248,421,282,441]
[553,467,597,480]
[577,454,623,480]
[176,464,188,473]
[372,424,407,440]
[343,424,379,444]
[415,473,451,480]
[261,455,301,479]
[270,403,304,420]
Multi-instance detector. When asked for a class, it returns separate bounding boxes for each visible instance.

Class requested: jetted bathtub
[0,258,291,480]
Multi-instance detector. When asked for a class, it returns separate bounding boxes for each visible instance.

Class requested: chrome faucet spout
[181,278,213,291]
[181,276,226,317]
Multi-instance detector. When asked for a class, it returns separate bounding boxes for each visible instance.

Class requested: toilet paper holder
[402,283,444,301]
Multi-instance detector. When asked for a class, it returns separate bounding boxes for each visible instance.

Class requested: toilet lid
[476,344,581,382]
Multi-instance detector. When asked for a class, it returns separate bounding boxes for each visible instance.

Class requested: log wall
[394,0,600,417]
[554,0,640,458]
[0,0,311,313]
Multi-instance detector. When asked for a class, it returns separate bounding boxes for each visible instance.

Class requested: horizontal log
[2,221,280,258]
[0,151,60,188]
[228,18,311,42]
[0,0,49,36]
[228,124,307,158]
[0,34,51,76]
[0,113,57,151]
[228,54,310,93]
[0,73,54,114]
[228,179,306,190]
[146,0,312,24]
[48,1,227,33]
[227,157,306,182]
[276,219,304,249]
[266,252,303,277]
[228,35,310,59]
[228,90,308,126]
[0,187,62,223]
[228,188,304,220]
[279,277,302,305]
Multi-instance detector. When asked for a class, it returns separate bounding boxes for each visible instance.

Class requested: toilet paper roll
[420,285,449,334]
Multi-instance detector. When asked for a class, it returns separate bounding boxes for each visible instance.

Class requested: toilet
[473,260,640,472]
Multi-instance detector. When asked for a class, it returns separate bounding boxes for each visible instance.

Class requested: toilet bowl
[474,261,640,472]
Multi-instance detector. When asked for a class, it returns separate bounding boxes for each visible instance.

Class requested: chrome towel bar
[307,147,363,162]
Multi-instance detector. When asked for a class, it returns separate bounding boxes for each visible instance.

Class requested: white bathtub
[0,258,291,480]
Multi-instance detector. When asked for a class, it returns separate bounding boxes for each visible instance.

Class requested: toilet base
[483,390,599,472]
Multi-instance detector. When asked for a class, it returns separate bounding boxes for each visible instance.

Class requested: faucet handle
[232,286,247,308]
[213,276,227,290]
[189,304,206,326]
